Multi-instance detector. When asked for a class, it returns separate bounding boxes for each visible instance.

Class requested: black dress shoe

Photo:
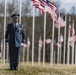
[10,66,14,70]
[14,66,18,70]
[10,68,13,70]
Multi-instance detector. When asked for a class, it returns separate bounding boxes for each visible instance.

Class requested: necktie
[14,23,18,30]
[15,23,18,28]
[14,23,16,30]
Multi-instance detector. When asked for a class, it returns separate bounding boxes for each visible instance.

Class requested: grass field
[0,62,76,75]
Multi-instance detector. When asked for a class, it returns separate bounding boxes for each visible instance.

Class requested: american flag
[54,40,61,47]
[68,21,75,36]
[74,35,76,42]
[32,0,45,14]
[68,36,75,47]
[27,40,31,48]
[69,34,76,47]
[46,0,57,11]
[68,36,74,42]
[39,39,43,47]
[69,21,72,32]
[54,15,66,28]
[45,38,51,44]
[32,0,58,22]
[69,41,73,47]
[23,44,27,48]
[72,28,75,36]
[45,5,57,21]
[60,34,63,42]
[55,42,61,48]
[45,0,57,21]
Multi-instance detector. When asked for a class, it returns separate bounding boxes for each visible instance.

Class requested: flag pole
[75,44,76,65]
[71,20,74,65]
[32,6,35,66]
[19,0,22,63]
[67,17,71,64]
[57,12,60,64]
[67,29,70,64]
[27,37,30,65]
[43,7,46,66]
[1,39,3,64]
[38,36,42,66]
[19,0,22,24]
[60,34,63,64]
[3,0,6,65]
[50,15,54,65]
[6,44,9,61]
[63,14,67,64]
[60,42,62,64]
[23,44,25,64]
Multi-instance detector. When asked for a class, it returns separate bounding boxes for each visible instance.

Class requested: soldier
[5,13,26,70]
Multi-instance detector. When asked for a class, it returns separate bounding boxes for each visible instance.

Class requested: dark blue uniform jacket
[5,23,26,47]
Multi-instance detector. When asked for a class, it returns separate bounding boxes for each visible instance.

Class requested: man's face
[12,17,19,23]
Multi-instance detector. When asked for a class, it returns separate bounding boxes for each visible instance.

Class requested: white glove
[20,43,24,46]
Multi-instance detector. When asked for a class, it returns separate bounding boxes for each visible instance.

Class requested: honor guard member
[5,13,26,70]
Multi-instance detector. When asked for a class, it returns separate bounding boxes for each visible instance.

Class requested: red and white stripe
[45,6,57,21]
[60,35,64,42]
[46,0,57,11]
[54,16,66,28]
[32,0,58,22]
[55,42,61,48]
[39,39,43,47]
[69,23,75,36]
[45,38,51,44]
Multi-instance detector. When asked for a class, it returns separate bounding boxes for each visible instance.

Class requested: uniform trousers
[9,47,20,69]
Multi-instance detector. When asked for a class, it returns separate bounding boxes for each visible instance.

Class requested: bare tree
[7,0,17,16]
[60,8,66,14]
[22,0,33,16]
[70,6,76,14]
[0,2,4,16]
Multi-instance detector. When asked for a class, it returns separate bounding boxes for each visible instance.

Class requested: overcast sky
[0,0,76,14]
[59,0,76,3]
[52,0,76,14]
[53,0,76,3]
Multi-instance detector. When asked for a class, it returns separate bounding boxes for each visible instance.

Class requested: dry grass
[0,62,76,75]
